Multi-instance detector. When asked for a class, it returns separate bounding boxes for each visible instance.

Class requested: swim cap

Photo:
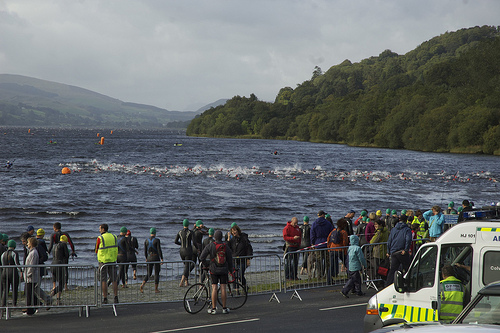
[195,220,203,227]
[449,201,455,207]
[391,209,397,215]
[386,208,391,214]
[214,230,223,241]
[183,219,189,227]
[7,239,16,249]
[361,211,367,217]
[60,235,68,242]
[27,225,35,232]
[231,222,237,228]
[401,209,407,215]
[325,214,331,219]
[303,216,309,222]
[120,226,128,233]
[37,228,45,236]
[126,230,131,236]
[150,227,157,235]
[208,228,215,236]
[2,234,8,242]
[376,210,382,216]
[457,206,463,212]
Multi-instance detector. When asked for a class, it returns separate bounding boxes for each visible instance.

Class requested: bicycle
[183,267,247,314]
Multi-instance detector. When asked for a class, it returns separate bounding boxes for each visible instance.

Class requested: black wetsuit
[143,236,163,284]
[117,235,129,285]
[125,235,139,271]
[52,242,69,295]
[175,228,194,277]
[1,249,21,306]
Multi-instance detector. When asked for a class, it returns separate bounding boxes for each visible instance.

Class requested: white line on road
[150,318,260,332]
[319,303,366,311]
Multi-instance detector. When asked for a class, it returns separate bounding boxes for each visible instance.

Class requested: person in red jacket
[283,217,302,280]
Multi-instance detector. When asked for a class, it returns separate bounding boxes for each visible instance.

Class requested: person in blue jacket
[423,205,445,241]
[385,219,412,286]
[310,210,334,277]
[341,235,366,297]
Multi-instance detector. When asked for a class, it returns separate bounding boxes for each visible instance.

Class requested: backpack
[329,229,341,245]
[213,242,227,266]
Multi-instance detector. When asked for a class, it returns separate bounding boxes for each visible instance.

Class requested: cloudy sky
[0,0,498,111]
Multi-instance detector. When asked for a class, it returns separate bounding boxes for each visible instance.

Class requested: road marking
[319,303,366,311]
[151,318,260,332]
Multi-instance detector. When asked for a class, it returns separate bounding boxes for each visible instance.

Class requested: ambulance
[364,220,500,332]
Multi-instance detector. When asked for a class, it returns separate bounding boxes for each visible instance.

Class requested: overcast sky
[0,0,498,111]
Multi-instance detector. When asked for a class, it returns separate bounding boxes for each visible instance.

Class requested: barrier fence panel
[233,255,282,296]
[361,238,431,292]
[283,247,350,292]
[1,264,96,320]
[98,260,197,307]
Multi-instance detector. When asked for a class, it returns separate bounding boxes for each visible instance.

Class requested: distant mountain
[0,74,197,128]
[196,99,229,113]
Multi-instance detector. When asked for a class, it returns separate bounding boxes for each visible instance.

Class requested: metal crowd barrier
[361,238,431,292]
[0,263,96,319]
[283,247,350,294]
[98,260,197,314]
[1,238,434,319]
[232,255,282,297]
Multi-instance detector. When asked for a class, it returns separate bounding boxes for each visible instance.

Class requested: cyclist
[199,230,233,315]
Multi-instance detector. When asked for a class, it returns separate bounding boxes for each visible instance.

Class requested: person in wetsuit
[51,235,69,304]
[175,219,194,287]
[192,220,208,265]
[125,230,139,280]
[117,227,129,288]
[140,228,163,293]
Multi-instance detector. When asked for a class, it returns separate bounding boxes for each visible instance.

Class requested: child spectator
[341,235,366,297]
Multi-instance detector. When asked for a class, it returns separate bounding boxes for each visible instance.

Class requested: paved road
[2,286,376,333]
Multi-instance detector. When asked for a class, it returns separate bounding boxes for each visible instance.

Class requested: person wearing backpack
[140,228,163,293]
[199,230,233,315]
[1,240,21,316]
[327,218,349,283]
[282,217,302,280]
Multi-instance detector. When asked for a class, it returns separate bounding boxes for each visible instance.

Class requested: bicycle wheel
[184,283,209,314]
[218,282,247,310]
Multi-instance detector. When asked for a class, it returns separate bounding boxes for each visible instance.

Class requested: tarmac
[1,285,375,333]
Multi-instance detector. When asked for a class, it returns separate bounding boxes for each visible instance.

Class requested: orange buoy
[110,130,113,134]
[61,167,71,174]
[28,129,31,133]
[100,137,104,145]
[97,133,100,137]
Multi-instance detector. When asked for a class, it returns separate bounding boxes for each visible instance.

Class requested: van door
[402,244,440,321]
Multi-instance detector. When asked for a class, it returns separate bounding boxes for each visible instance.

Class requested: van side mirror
[394,270,406,293]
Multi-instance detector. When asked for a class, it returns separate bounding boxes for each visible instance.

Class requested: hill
[0,74,197,128]
[187,26,500,155]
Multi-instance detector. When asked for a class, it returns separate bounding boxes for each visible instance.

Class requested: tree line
[187,25,500,154]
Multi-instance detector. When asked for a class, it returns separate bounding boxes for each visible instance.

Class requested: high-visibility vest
[439,276,465,321]
[97,232,118,263]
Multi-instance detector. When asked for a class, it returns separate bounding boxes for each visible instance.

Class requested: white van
[364,220,500,332]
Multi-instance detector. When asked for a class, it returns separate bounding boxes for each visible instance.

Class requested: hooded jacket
[310,217,334,248]
[347,235,366,272]
[423,210,445,238]
[387,222,412,255]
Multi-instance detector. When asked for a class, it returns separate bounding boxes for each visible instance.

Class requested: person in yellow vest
[95,224,119,304]
[439,264,465,321]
